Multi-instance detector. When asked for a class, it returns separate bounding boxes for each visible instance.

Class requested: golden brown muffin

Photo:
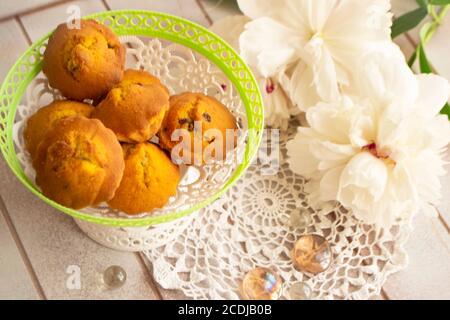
[24,100,94,158]
[108,143,180,215]
[43,19,125,101]
[91,69,170,143]
[120,69,169,94]
[33,116,125,209]
[159,92,237,165]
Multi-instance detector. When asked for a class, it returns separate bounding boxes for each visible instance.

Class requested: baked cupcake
[120,69,169,93]
[92,69,170,143]
[24,100,94,158]
[108,143,180,215]
[33,116,124,209]
[159,92,237,165]
[43,19,125,101]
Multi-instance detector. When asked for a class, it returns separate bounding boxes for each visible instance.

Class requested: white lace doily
[142,123,412,300]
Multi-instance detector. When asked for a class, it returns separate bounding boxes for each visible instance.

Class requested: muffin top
[159,92,237,164]
[92,69,170,143]
[24,100,94,158]
[33,116,124,209]
[120,69,169,93]
[43,19,125,101]
[108,142,180,215]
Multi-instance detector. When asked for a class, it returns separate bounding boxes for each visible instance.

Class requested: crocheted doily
[142,123,411,300]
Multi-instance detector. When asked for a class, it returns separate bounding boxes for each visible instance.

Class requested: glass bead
[241,267,283,300]
[290,209,313,229]
[292,234,332,274]
[289,282,312,300]
[103,265,127,289]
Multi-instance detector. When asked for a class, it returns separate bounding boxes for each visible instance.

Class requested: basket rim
[0,9,264,227]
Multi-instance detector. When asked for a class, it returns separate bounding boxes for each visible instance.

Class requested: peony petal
[261,77,292,130]
[286,131,320,178]
[302,0,338,31]
[239,17,302,77]
[319,165,345,201]
[348,43,417,108]
[338,152,388,210]
[310,140,356,162]
[306,100,354,144]
[237,0,307,30]
[324,0,393,92]
[414,74,450,117]
[288,62,321,111]
[408,150,447,204]
[308,39,340,102]
[325,0,392,46]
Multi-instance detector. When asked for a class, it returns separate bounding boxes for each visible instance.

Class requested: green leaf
[418,43,433,73]
[429,0,450,5]
[416,0,429,6]
[420,21,438,43]
[391,7,428,38]
[408,50,417,67]
[440,103,450,120]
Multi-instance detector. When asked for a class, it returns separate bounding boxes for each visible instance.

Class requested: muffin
[108,143,180,215]
[159,92,237,165]
[43,19,125,101]
[24,100,94,158]
[92,69,170,143]
[33,116,124,209]
[119,69,169,93]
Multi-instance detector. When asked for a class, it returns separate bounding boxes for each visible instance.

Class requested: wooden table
[0,0,449,300]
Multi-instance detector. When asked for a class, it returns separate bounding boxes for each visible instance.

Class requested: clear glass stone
[103,265,127,289]
[289,282,312,300]
[290,209,313,229]
[241,267,283,300]
[292,234,332,274]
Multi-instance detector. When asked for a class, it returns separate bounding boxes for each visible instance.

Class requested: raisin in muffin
[43,19,125,101]
[92,69,170,143]
[33,116,124,209]
[159,92,237,165]
[108,143,180,215]
[24,100,94,158]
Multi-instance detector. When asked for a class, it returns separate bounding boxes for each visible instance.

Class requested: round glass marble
[290,209,313,229]
[103,265,127,289]
[241,267,283,300]
[289,282,312,300]
[292,234,332,274]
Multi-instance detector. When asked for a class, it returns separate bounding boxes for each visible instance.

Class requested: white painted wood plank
[0,0,61,19]
[105,0,209,26]
[0,19,30,82]
[383,213,450,300]
[0,19,40,299]
[20,0,107,42]
[0,159,159,299]
[436,150,450,226]
[391,0,419,17]
[0,210,39,300]
[200,0,240,22]
[426,14,450,81]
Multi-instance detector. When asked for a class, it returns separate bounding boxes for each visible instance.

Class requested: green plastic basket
[0,10,264,227]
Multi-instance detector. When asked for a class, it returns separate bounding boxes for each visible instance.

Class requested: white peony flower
[238,0,393,111]
[210,15,296,129]
[286,46,450,227]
